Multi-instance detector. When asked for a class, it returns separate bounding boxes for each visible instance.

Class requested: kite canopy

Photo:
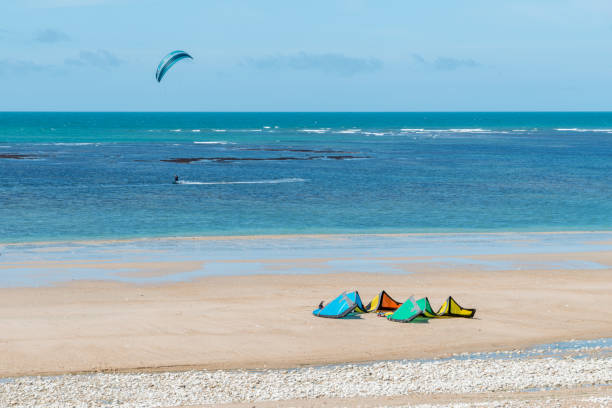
[156,50,193,82]
[416,297,439,318]
[437,296,476,318]
[313,290,367,318]
[387,296,423,323]
[365,290,403,312]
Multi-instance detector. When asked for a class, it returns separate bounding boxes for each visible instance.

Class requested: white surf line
[193,141,235,145]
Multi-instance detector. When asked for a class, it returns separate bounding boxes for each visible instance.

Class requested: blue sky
[1,0,612,111]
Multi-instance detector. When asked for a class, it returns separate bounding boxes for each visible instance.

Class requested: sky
[1,0,612,111]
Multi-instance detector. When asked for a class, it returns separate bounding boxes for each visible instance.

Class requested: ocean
[1,112,611,243]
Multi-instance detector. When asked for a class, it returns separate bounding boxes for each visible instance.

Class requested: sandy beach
[1,233,611,406]
[1,267,611,377]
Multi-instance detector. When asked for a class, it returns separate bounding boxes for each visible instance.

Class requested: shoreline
[1,334,609,379]
[3,229,612,247]
[2,231,612,287]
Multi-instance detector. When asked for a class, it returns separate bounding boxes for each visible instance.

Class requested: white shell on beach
[1,355,611,408]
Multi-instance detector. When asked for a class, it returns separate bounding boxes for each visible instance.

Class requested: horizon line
[3,110,612,114]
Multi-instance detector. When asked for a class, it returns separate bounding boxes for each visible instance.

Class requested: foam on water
[177,178,307,185]
[399,128,496,134]
[556,128,612,132]
[51,143,96,146]
[447,128,493,133]
[298,128,330,134]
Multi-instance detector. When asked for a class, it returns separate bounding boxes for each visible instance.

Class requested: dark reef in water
[0,154,38,160]
[160,157,206,163]
[161,155,369,163]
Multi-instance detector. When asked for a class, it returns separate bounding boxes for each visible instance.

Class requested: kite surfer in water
[173,175,179,184]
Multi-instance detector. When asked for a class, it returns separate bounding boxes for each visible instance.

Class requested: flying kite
[155,50,193,82]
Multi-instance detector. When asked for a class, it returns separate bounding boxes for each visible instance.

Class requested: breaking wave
[400,128,498,134]
[447,128,495,133]
[298,128,330,134]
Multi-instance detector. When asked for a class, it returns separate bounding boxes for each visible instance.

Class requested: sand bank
[0,265,610,377]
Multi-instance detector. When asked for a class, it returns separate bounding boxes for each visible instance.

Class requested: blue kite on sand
[155,50,193,82]
[313,291,367,318]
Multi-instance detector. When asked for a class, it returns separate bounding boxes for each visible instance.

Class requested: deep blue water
[1,112,611,242]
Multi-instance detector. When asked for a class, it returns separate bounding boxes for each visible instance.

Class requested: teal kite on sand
[156,50,193,82]
[387,296,423,322]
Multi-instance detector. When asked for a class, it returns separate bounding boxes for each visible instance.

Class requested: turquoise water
[1,112,611,242]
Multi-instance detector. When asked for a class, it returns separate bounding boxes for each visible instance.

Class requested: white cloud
[35,28,70,43]
[65,50,123,69]
[0,60,59,76]
[244,52,382,77]
[412,54,481,71]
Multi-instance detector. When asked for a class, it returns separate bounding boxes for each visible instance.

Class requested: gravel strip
[389,395,612,408]
[1,356,611,407]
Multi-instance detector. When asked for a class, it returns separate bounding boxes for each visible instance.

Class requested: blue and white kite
[155,50,193,82]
